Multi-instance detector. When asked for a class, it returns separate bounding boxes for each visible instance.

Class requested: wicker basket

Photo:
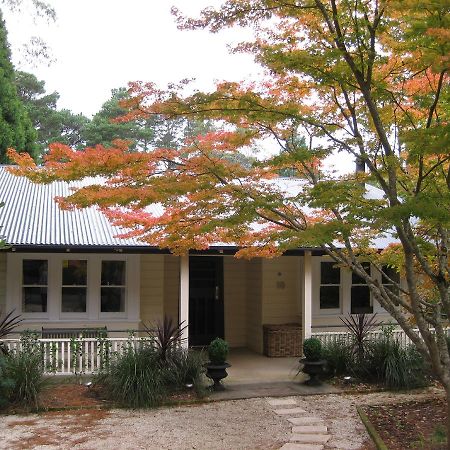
[263,323,302,357]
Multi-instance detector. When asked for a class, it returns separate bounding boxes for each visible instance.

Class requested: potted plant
[205,337,231,391]
[300,337,326,386]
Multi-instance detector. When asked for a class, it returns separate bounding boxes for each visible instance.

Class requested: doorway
[189,256,224,346]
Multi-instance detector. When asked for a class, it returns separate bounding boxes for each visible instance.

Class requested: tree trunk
[447,387,450,450]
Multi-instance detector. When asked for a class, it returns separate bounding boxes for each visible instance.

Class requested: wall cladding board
[140,254,165,325]
[0,253,6,314]
[224,257,247,347]
[246,258,263,353]
[262,256,301,325]
[163,255,180,323]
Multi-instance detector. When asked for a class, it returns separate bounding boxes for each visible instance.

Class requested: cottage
[0,166,397,354]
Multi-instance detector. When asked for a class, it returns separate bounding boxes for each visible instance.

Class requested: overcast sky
[4,0,353,173]
[5,0,259,117]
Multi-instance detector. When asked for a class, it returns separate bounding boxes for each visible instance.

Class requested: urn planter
[206,362,231,391]
[300,358,326,386]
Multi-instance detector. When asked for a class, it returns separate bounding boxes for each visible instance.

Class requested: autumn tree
[9,0,450,438]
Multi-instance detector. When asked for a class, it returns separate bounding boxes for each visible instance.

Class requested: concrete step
[290,434,330,444]
[287,417,324,426]
[274,407,307,415]
[268,398,297,406]
[279,444,324,450]
[292,425,328,434]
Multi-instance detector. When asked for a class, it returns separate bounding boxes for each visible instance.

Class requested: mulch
[363,397,448,449]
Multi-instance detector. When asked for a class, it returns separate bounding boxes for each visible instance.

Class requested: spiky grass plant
[0,310,23,355]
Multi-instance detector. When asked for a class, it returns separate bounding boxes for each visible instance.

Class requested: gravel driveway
[0,388,443,450]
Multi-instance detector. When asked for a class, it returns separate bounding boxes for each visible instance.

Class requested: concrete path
[267,397,331,450]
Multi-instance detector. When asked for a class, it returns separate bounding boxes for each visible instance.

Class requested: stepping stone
[292,425,328,434]
[274,407,307,415]
[279,444,324,450]
[267,398,297,406]
[287,417,324,426]
[290,434,330,444]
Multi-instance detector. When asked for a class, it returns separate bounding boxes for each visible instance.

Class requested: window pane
[320,286,340,309]
[351,286,372,314]
[63,260,87,285]
[101,287,125,312]
[23,287,47,312]
[321,262,340,284]
[352,263,370,284]
[61,287,87,313]
[101,261,125,286]
[23,260,48,285]
[382,266,400,284]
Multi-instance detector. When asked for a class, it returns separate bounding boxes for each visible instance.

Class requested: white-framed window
[7,253,140,322]
[319,261,341,310]
[101,260,126,314]
[381,265,400,297]
[61,259,87,313]
[350,262,373,314]
[22,259,48,313]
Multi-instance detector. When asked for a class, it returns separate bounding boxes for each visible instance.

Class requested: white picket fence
[3,328,449,375]
[312,327,450,348]
[3,337,153,375]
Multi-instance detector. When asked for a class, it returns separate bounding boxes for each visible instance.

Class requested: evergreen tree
[15,71,89,153]
[0,10,36,163]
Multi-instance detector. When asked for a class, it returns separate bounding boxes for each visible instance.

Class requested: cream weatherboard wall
[223,256,247,347]
[0,252,6,314]
[139,254,165,326]
[246,258,263,353]
[163,255,180,323]
[261,256,301,326]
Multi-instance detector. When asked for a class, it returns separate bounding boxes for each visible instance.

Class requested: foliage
[321,339,352,377]
[366,328,429,390]
[5,331,44,408]
[0,11,36,162]
[303,338,322,361]
[7,0,450,432]
[208,337,228,364]
[0,355,14,408]
[15,71,89,154]
[340,313,382,360]
[147,315,187,362]
[95,342,166,408]
[163,348,206,396]
[95,338,206,408]
[0,309,22,355]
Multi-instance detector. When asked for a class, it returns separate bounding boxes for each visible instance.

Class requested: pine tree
[0,10,36,163]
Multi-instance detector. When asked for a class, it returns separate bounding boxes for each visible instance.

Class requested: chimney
[355,157,365,173]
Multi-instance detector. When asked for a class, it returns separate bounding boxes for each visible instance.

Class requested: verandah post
[179,255,189,349]
[302,250,312,344]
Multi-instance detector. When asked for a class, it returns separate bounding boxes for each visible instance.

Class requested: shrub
[95,343,166,408]
[321,340,352,376]
[0,309,23,355]
[303,338,322,361]
[95,333,209,408]
[147,315,187,362]
[365,328,429,389]
[164,348,206,396]
[6,332,44,408]
[0,355,14,409]
[208,338,228,364]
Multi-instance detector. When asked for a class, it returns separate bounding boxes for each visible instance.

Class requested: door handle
[215,286,219,301]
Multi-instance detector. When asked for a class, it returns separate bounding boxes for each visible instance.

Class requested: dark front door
[189,256,224,346]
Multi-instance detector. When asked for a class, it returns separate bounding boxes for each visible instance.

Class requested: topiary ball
[208,338,229,365]
[303,338,322,361]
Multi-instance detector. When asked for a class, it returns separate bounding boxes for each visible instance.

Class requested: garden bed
[363,398,448,449]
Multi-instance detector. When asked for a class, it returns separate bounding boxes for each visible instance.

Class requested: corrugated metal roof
[0,166,146,247]
[0,166,397,249]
